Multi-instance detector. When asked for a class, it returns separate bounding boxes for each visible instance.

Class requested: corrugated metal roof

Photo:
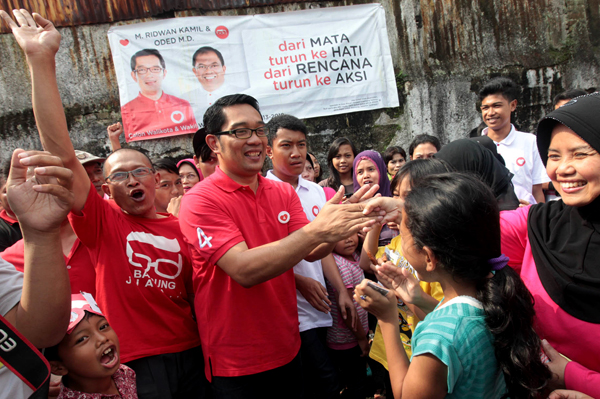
[0,0,332,33]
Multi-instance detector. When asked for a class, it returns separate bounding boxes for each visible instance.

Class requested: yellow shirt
[369,235,444,369]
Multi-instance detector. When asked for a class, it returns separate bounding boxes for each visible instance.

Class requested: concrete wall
[1,0,598,170]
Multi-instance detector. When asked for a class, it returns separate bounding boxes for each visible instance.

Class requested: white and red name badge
[278,211,290,224]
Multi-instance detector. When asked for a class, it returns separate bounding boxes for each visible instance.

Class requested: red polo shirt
[121,92,198,142]
[1,238,96,295]
[178,168,309,380]
[68,184,200,363]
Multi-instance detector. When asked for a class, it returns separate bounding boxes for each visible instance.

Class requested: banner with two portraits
[107,4,399,142]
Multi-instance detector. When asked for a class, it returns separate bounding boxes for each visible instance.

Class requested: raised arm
[217,200,381,287]
[107,122,124,151]
[3,150,73,347]
[0,9,90,212]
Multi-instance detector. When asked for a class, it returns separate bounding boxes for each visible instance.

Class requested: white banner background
[108,4,398,142]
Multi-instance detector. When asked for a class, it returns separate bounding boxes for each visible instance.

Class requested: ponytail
[477,266,551,398]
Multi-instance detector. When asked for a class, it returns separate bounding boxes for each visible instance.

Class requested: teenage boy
[479,77,549,204]
[46,293,137,398]
[265,114,359,399]
[1,149,72,399]
[2,10,206,398]
[178,94,384,399]
[408,134,441,160]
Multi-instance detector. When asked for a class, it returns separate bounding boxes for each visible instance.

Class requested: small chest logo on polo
[516,157,526,167]
[312,205,320,217]
[171,111,184,124]
[278,211,290,224]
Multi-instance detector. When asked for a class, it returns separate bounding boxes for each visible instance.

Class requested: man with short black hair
[185,46,244,122]
[478,76,549,203]
[178,94,383,399]
[265,114,359,399]
[408,134,441,160]
[121,48,197,140]
[553,88,588,109]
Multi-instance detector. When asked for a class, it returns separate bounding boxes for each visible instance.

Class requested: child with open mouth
[44,293,138,398]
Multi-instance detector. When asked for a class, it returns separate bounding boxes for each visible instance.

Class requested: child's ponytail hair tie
[488,254,509,271]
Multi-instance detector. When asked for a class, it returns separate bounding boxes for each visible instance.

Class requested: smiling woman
[500,92,600,398]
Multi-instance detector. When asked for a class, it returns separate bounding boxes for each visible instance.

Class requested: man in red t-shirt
[7,11,207,399]
[178,94,384,399]
[121,49,198,141]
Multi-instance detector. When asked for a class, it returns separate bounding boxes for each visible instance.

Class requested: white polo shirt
[483,125,550,204]
[266,171,332,332]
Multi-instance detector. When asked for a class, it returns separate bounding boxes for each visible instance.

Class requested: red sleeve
[178,191,245,266]
[499,206,530,274]
[0,239,25,272]
[565,361,600,398]
[68,183,114,251]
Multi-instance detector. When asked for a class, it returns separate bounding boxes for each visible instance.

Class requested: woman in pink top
[500,93,600,398]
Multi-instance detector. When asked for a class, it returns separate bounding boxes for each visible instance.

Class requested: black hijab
[434,139,520,210]
[530,92,600,323]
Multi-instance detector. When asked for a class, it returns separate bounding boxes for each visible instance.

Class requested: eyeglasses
[134,67,164,75]
[179,173,198,181]
[213,127,267,139]
[194,64,223,71]
[106,167,154,183]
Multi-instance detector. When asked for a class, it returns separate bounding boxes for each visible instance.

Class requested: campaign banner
[107,4,398,142]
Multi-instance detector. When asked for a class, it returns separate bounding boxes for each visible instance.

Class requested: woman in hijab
[500,93,600,397]
[177,158,202,194]
[435,138,520,210]
[352,150,395,245]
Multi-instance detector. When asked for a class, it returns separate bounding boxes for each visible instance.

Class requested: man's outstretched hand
[0,9,61,58]
[7,149,74,233]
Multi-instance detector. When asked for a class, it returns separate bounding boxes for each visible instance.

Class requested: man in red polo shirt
[121,49,197,141]
[4,10,207,398]
[178,94,384,399]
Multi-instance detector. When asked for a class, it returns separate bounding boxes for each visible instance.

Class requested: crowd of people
[0,8,598,399]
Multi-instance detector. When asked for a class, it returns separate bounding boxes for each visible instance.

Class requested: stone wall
[1,0,598,172]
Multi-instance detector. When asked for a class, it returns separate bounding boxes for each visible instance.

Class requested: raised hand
[354,279,397,323]
[375,262,423,304]
[548,390,593,399]
[107,122,123,151]
[362,196,401,228]
[0,9,61,58]
[7,149,74,233]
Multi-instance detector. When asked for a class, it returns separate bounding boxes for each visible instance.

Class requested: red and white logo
[516,157,526,167]
[278,211,290,224]
[119,39,129,46]
[171,110,184,124]
[312,205,319,217]
[215,26,229,39]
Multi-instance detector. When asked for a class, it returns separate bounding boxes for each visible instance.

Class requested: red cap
[67,292,104,334]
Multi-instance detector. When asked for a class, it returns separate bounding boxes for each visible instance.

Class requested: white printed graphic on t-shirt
[125,232,183,280]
